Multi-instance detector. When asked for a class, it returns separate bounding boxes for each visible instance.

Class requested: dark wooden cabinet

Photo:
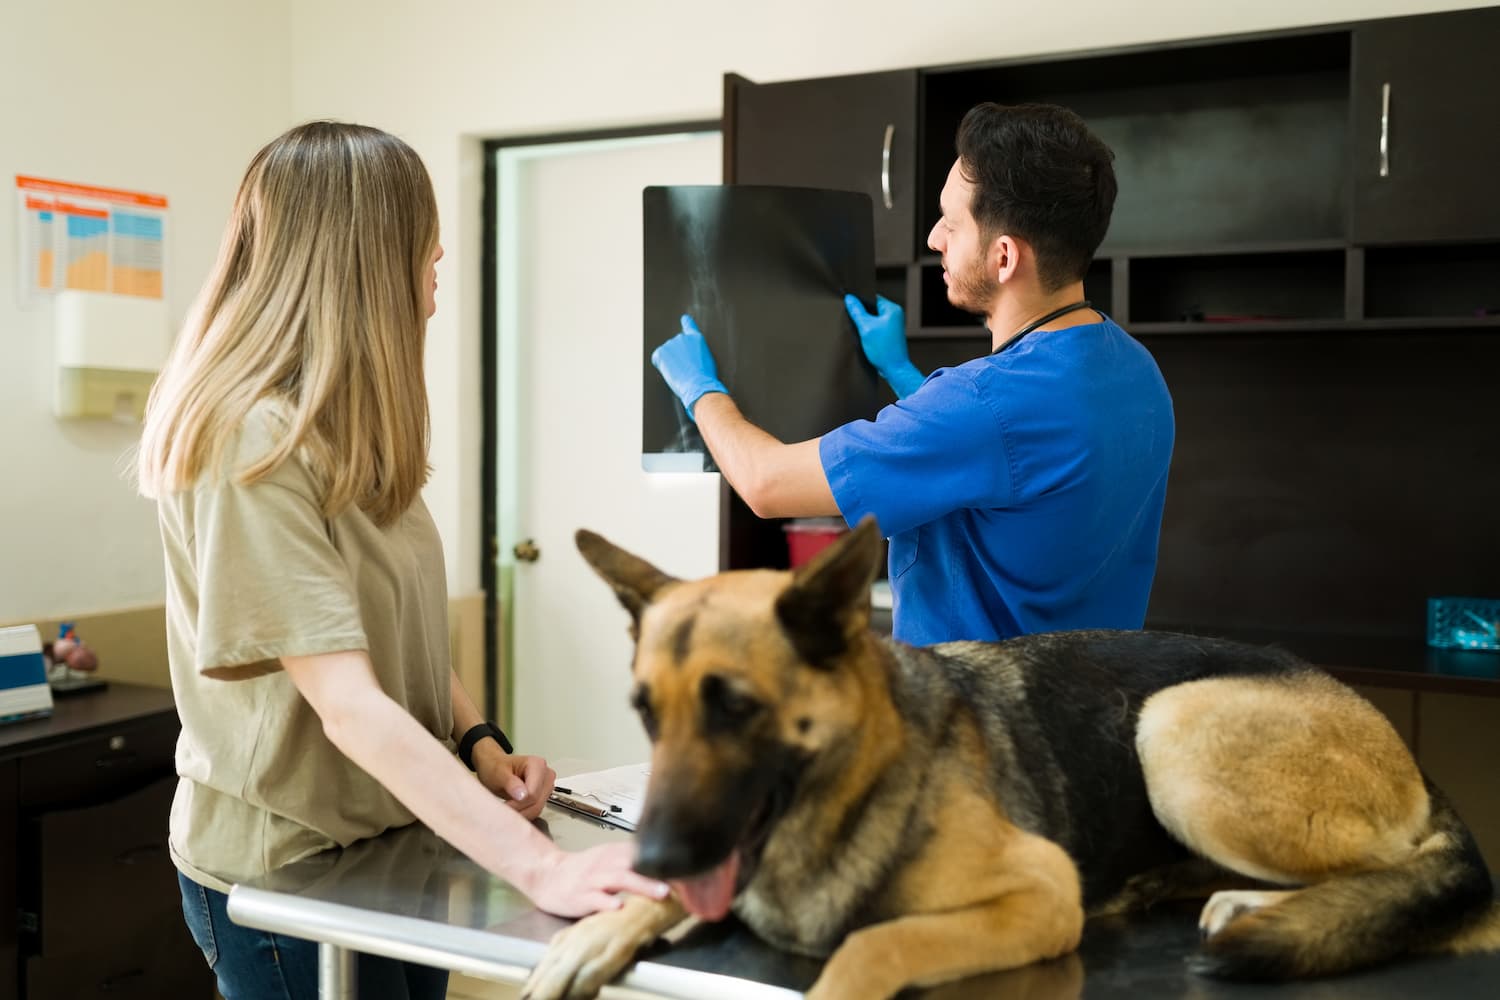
[1351,6,1500,246]
[719,8,1500,652]
[729,69,918,266]
[0,684,212,1000]
[0,762,15,999]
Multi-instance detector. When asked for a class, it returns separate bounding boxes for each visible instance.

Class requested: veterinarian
[137,121,668,1000]
[652,103,1174,645]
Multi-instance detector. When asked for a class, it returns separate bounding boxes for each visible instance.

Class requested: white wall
[1,0,1488,622]
[0,0,293,622]
[286,0,1491,598]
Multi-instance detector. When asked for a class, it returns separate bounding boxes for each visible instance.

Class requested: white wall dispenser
[53,289,169,421]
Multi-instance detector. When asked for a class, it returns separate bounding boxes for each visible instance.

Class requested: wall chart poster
[15,175,168,306]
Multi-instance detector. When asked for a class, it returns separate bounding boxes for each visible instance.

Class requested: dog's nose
[634,830,715,879]
[633,815,738,881]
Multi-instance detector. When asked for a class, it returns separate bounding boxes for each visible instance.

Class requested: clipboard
[547,762,650,832]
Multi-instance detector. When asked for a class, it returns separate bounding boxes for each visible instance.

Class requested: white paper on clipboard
[550,762,650,831]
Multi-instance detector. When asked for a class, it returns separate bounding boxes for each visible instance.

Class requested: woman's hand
[474,746,556,822]
[521,841,671,918]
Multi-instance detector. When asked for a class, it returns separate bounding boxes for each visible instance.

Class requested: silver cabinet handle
[1379,82,1391,178]
[881,124,895,209]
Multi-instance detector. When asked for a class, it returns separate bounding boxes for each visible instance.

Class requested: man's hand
[650,314,728,421]
[474,743,555,822]
[845,293,924,399]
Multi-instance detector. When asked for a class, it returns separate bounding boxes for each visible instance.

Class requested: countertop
[868,608,1500,696]
[0,681,176,757]
[228,808,1500,999]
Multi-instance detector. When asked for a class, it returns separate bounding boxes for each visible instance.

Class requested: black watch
[457,721,514,770]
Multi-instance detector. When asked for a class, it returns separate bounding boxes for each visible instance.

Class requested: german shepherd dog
[523,519,1500,1000]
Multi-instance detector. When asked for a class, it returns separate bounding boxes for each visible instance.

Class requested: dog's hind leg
[1136,671,1493,977]
[1137,671,1431,886]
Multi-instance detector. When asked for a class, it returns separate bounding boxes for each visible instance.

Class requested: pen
[550,792,609,819]
[553,787,622,811]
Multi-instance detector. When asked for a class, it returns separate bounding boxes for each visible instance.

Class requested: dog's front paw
[524,896,683,1000]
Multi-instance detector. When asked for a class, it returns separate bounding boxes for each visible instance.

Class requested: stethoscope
[991,299,1093,355]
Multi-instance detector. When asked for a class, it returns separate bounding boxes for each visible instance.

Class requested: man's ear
[575,529,679,628]
[774,516,881,668]
[991,232,1022,284]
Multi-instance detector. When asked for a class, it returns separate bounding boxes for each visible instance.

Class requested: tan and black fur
[523,519,1500,1000]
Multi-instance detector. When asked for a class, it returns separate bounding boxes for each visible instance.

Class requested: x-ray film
[642,185,882,471]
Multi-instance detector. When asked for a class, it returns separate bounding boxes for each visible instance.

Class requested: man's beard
[945,256,998,317]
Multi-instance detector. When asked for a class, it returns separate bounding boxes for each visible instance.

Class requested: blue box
[1427,597,1500,652]
[0,624,55,723]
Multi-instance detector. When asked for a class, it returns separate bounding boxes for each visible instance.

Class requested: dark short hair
[954,103,1117,292]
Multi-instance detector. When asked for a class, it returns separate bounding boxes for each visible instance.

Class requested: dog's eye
[700,674,763,734]
[630,685,659,742]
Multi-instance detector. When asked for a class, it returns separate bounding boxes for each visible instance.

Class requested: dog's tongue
[670,849,740,922]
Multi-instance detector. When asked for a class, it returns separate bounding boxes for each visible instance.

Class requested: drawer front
[33,775,179,957]
[17,716,176,811]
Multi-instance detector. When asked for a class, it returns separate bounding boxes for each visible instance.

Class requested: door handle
[880,124,895,209]
[1379,82,1391,178]
[513,539,540,563]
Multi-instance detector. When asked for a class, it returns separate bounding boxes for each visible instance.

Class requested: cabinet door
[1351,7,1500,244]
[31,776,176,956]
[733,70,918,265]
[1,762,16,1000]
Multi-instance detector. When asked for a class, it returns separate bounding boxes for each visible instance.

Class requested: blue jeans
[178,871,450,1000]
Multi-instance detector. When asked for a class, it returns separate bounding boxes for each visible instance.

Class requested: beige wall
[0,1,293,624]
[3,594,488,700]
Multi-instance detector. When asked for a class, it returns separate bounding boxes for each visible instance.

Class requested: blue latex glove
[651,315,728,421]
[845,294,924,399]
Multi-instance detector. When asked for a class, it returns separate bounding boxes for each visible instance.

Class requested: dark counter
[868,608,1500,696]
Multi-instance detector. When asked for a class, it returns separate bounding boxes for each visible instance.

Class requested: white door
[496,132,723,765]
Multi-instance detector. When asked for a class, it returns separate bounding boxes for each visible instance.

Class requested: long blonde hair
[137,121,437,527]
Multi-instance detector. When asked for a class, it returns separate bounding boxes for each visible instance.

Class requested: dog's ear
[775,516,881,669]
[575,529,678,629]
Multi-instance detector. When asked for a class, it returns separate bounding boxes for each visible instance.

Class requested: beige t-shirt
[160,402,453,893]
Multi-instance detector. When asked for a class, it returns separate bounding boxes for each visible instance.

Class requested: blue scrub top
[819,317,1174,646]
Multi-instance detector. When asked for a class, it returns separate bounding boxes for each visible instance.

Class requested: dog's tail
[1192,786,1498,979]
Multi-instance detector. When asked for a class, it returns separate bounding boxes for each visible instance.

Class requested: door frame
[479,120,721,723]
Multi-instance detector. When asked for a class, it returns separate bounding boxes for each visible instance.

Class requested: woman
[137,121,666,999]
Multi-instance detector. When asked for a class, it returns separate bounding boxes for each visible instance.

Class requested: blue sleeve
[818,367,1014,537]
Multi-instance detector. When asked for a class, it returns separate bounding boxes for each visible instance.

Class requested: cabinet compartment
[1365,244,1500,320]
[922,32,1351,251]
[1129,250,1344,326]
[1143,330,1500,639]
[732,70,918,265]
